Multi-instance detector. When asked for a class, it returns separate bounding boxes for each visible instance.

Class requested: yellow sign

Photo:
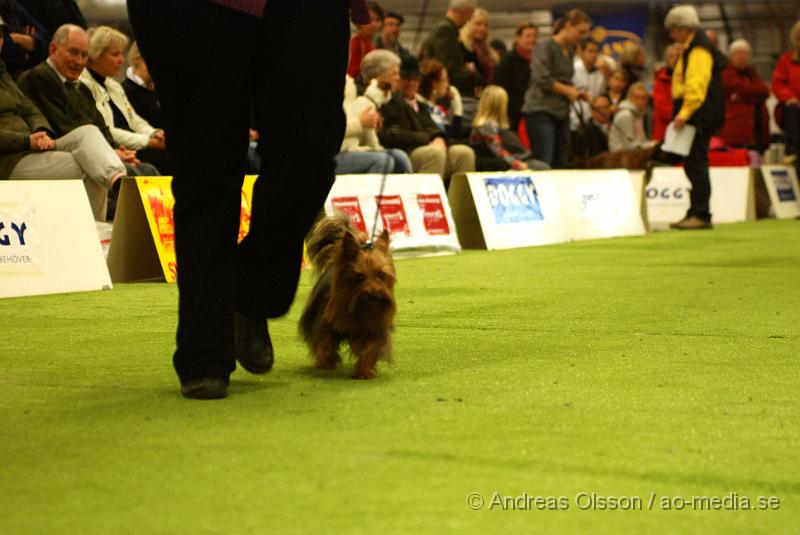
[134,175,287,283]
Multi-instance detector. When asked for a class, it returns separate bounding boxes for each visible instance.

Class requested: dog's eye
[353,273,366,283]
[377,271,387,281]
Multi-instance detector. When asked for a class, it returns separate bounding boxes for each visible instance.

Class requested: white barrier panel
[448,170,644,250]
[760,165,800,218]
[325,174,461,257]
[1,180,111,299]
[647,167,755,229]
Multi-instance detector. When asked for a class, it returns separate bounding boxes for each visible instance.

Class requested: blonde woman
[469,85,549,170]
[80,25,169,174]
[459,7,497,85]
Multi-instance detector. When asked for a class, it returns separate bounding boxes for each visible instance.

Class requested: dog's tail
[306,213,352,273]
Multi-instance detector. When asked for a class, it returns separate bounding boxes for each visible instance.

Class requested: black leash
[363,150,392,250]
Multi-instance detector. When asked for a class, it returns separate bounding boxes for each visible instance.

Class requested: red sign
[417,194,450,235]
[376,195,410,236]
[331,196,367,233]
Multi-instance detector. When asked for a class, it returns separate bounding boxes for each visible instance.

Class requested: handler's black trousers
[684,125,713,222]
[128,0,349,384]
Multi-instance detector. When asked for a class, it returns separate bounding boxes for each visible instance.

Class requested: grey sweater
[521,38,575,120]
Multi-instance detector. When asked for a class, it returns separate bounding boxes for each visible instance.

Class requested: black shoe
[671,215,713,230]
[181,377,228,399]
[234,311,274,374]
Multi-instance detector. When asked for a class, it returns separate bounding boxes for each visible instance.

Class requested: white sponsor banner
[325,174,461,256]
[1,181,112,298]
[647,167,754,229]
[760,165,800,219]
[449,170,644,250]
[548,169,646,241]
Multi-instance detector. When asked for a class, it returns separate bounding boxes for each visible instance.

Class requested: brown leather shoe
[669,216,690,229]
[672,215,713,230]
[234,311,274,374]
[181,377,228,399]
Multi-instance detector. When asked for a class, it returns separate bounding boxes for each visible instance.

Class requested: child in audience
[470,85,549,170]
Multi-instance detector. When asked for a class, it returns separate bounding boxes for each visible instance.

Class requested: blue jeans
[335,149,412,174]
[524,111,569,169]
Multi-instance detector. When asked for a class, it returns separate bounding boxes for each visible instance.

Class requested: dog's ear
[375,229,391,252]
[339,230,362,264]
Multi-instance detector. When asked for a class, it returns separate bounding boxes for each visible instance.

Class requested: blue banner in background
[554,4,647,61]
[483,176,544,225]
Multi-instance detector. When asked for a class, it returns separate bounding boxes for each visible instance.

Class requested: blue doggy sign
[483,176,544,225]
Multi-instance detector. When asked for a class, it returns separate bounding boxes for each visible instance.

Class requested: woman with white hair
[664,4,726,230]
[336,49,412,174]
[80,25,170,174]
[772,20,800,168]
[721,39,769,150]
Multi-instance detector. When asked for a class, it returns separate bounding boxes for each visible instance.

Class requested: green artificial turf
[1,220,798,534]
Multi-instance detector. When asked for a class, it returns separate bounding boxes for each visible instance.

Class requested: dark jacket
[674,31,727,131]
[0,60,51,179]
[494,47,530,129]
[17,60,116,146]
[0,0,51,76]
[122,77,162,128]
[422,17,478,96]
[378,93,444,152]
[19,0,86,34]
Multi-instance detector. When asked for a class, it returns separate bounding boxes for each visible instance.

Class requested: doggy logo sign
[331,196,368,234]
[0,206,41,275]
[416,194,450,236]
[375,195,410,236]
[770,169,797,202]
[483,176,544,225]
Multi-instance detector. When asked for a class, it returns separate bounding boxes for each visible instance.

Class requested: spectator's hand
[29,131,54,151]
[579,91,592,102]
[673,116,687,130]
[565,86,581,103]
[10,32,35,52]
[430,136,447,153]
[359,108,380,129]
[148,132,166,150]
[116,147,141,166]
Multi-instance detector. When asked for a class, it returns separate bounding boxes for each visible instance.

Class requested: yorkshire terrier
[300,214,397,379]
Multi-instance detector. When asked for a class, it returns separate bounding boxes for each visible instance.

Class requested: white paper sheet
[662,122,696,157]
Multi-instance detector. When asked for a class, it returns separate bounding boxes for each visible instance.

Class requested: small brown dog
[300,214,397,379]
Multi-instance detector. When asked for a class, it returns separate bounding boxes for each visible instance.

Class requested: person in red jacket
[721,39,769,151]
[772,20,800,165]
[652,43,681,142]
[347,1,383,80]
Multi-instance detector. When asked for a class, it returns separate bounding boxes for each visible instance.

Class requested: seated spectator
[772,20,800,167]
[80,25,170,174]
[418,58,465,140]
[374,10,412,62]
[470,85,549,170]
[569,94,611,162]
[19,0,86,34]
[122,41,161,128]
[379,55,475,181]
[605,68,629,114]
[652,43,681,142]
[337,50,412,175]
[459,7,497,85]
[0,2,50,76]
[609,82,655,152]
[17,25,157,183]
[495,21,537,130]
[573,37,606,99]
[0,31,124,221]
[347,1,382,80]
[721,39,769,151]
[421,0,480,97]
